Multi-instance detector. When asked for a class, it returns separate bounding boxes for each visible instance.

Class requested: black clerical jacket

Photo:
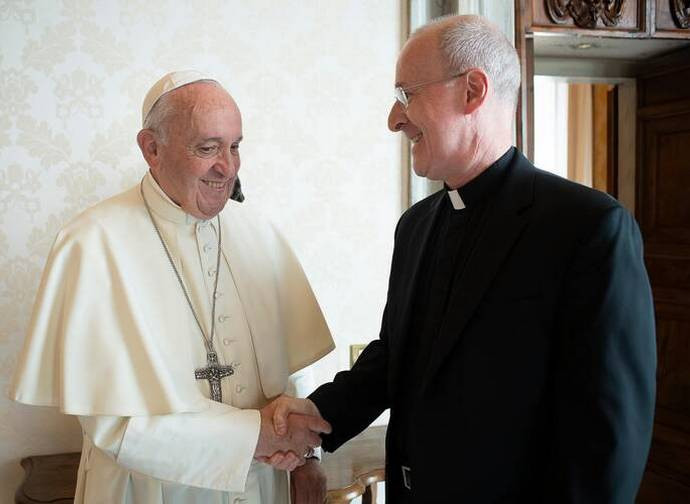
[310,151,656,503]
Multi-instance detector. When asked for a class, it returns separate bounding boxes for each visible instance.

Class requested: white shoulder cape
[10,183,334,416]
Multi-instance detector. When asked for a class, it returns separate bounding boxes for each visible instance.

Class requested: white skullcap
[141,70,219,126]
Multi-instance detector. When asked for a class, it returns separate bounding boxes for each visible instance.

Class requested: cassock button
[214,291,223,299]
[218,315,229,322]
[222,338,234,345]
[208,268,217,277]
[203,243,214,253]
[235,384,245,393]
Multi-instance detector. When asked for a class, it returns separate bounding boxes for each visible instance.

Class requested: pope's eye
[196,146,218,157]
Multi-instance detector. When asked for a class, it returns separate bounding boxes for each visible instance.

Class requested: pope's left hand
[291,458,327,504]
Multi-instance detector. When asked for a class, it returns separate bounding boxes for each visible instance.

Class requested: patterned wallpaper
[0,0,402,498]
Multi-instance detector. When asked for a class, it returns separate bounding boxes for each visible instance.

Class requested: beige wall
[0,1,402,498]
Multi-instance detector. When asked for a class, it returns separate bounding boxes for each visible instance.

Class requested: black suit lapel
[422,153,536,390]
[389,191,444,398]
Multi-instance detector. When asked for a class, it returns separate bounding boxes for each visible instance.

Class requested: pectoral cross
[195,351,234,402]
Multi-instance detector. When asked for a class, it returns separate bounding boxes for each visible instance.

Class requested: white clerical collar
[447,189,466,210]
[142,171,209,226]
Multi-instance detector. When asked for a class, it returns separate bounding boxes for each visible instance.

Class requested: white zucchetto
[141,70,219,126]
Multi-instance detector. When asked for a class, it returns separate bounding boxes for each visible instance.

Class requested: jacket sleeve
[548,205,656,503]
[308,219,406,452]
[79,400,260,492]
[309,302,391,452]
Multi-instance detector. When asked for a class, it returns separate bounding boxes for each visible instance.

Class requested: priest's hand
[290,458,327,504]
[270,396,324,436]
[255,396,331,466]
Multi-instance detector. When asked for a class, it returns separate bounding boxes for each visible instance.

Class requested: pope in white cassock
[10,71,335,504]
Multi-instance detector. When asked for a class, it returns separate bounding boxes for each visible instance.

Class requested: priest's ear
[137,129,162,168]
[461,68,489,115]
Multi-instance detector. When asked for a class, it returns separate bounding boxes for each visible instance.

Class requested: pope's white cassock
[10,172,334,503]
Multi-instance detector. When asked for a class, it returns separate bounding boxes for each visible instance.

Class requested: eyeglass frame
[394,69,471,108]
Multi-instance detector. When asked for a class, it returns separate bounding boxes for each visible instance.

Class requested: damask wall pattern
[0,0,402,498]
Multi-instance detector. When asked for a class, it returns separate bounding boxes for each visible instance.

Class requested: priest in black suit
[266,14,656,503]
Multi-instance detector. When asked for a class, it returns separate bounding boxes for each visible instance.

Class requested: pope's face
[387,31,469,182]
[151,83,242,220]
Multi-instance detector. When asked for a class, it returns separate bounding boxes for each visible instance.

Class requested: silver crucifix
[195,351,234,402]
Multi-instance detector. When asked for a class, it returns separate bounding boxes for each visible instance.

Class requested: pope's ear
[137,129,160,167]
[463,69,488,115]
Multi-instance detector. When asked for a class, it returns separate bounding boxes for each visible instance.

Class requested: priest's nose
[388,101,407,132]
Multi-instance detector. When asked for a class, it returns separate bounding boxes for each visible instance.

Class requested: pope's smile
[201,179,229,190]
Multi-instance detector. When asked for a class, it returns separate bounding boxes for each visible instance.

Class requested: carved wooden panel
[639,110,690,246]
[671,0,690,26]
[546,0,626,27]
[639,72,690,111]
[646,256,690,297]
[657,318,690,416]
[656,0,690,37]
[638,468,690,503]
[639,412,690,502]
[532,0,645,34]
[637,60,690,502]
[647,126,690,239]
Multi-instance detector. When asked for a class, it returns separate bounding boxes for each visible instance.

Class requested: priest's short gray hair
[416,15,520,111]
[143,79,221,144]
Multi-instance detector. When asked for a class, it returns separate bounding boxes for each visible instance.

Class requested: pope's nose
[214,149,239,178]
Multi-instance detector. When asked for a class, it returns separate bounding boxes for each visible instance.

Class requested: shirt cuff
[117,402,260,492]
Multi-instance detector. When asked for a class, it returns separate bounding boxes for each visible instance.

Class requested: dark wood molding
[637,46,690,79]
[638,98,690,118]
[671,0,690,28]
[515,0,535,161]
[545,0,626,28]
[606,85,619,196]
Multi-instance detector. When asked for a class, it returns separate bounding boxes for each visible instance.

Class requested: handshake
[254,396,331,472]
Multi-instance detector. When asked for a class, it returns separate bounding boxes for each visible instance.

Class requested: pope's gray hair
[143,79,222,144]
[416,15,520,110]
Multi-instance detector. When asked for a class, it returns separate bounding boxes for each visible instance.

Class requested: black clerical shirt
[393,147,516,466]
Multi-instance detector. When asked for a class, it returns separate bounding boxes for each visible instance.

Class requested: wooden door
[636,49,690,503]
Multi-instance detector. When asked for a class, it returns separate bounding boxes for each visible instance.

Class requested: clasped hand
[255,395,329,472]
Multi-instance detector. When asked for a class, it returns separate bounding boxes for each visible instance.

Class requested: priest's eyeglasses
[394,70,470,108]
